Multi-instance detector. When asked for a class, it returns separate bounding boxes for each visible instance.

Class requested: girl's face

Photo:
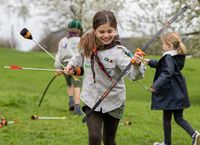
[162,41,173,52]
[94,23,117,45]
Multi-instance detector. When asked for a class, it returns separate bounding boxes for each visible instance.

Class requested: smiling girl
[65,10,145,145]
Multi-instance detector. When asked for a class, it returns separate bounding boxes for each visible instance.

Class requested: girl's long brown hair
[80,10,117,57]
[161,32,187,54]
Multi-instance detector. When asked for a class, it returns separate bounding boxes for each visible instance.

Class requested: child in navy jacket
[145,32,200,145]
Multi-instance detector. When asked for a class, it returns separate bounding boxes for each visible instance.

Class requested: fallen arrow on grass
[0,117,18,128]
[31,115,66,120]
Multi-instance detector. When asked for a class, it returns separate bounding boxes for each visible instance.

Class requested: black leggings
[85,107,120,145]
[163,109,195,145]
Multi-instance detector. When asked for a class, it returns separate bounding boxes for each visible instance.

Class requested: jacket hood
[173,55,186,70]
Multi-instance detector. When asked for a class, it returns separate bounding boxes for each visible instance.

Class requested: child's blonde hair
[161,32,187,54]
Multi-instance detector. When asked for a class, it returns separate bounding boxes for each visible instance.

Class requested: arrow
[31,115,66,120]
[4,65,64,72]
[0,117,18,129]
[20,28,79,81]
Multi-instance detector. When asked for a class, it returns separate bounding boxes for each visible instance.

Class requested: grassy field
[0,48,200,145]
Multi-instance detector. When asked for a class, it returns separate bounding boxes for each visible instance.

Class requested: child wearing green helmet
[68,19,82,32]
[55,19,83,115]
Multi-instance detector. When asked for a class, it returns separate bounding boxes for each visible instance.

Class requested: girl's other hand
[149,87,156,93]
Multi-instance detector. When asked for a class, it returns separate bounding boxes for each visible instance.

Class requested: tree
[0,0,31,49]
[126,0,200,36]
[17,1,30,24]
[33,0,126,32]
[124,0,200,55]
[170,0,200,34]
[30,0,126,52]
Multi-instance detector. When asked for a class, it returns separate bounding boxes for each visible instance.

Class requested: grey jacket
[68,45,146,113]
[55,37,80,69]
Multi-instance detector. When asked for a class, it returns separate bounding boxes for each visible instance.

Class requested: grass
[0,48,200,145]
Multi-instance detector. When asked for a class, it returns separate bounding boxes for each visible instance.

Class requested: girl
[65,10,145,145]
[145,32,200,145]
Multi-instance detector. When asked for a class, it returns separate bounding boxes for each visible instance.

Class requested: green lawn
[0,48,200,145]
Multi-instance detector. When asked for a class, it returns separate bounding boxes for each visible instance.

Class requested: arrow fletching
[4,65,23,70]
[20,28,33,40]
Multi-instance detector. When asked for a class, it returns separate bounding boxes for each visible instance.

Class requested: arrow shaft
[22,68,57,71]
[33,40,65,69]
[32,40,79,81]
[4,66,64,72]
[37,117,66,120]
[17,67,62,71]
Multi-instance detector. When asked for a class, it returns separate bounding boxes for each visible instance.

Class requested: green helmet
[68,19,82,30]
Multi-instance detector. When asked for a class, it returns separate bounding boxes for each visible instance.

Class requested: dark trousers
[85,107,120,145]
[163,109,195,145]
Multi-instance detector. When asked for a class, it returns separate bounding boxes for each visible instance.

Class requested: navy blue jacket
[149,54,190,110]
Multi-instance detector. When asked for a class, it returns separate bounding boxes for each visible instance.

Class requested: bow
[38,75,57,107]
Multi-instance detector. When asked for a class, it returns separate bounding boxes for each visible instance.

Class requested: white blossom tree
[33,0,126,32]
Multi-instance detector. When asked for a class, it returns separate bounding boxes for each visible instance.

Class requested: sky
[0,1,61,51]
